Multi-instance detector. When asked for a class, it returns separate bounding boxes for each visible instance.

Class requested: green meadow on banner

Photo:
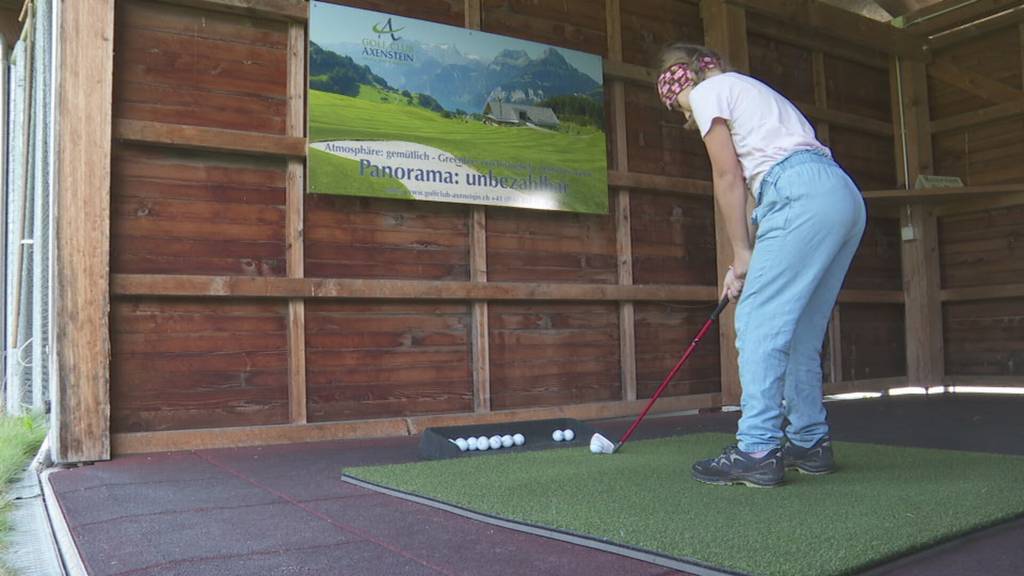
[308,2,608,214]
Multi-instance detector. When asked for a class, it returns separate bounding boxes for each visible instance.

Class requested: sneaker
[691,445,784,488]
[783,435,835,475]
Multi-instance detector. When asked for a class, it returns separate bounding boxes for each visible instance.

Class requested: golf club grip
[711,295,730,320]
[616,299,729,448]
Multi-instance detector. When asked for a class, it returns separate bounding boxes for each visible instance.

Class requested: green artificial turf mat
[344,433,1024,576]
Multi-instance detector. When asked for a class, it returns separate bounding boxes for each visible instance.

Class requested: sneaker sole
[692,473,783,488]
[785,464,835,475]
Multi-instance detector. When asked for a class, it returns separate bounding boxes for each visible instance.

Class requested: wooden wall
[107,0,908,452]
[926,9,1024,381]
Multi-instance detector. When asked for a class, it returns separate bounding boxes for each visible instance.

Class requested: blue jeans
[735,150,866,452]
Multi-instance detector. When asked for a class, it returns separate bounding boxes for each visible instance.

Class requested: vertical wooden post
[466,0,490,413]
[286,20,308,424]
[52,0,115,462]
[606,0,637,401]
[812,50,843,384]
[891,57,944,387]
[701,0,749,405]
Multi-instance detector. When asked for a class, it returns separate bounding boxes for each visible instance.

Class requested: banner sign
[308,2,608,213]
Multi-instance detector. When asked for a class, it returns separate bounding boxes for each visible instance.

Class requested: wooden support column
[286,20,307,424]
[52,0,115,463]
[466,0,490,413]
[607,0,637,402]
[812,50,843,384]
[891,57,944,387]
[701,0,749,405]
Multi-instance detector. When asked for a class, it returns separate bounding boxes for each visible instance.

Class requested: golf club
[590,295,730,455]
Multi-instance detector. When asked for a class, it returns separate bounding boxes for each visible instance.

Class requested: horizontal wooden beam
[904,0,1019,36]
[836,289,905,304]
[747,13,889,70]
[165,0,308,21]
[115,120,307,158]
[726,0,927,59]
[824,376,909,396]
[795,102,895,136]
[930,99,1024,133]
[112,393,722,454]
[940,283,1024,302]
[932,192,1024,217]
[603,60,658,84]
[928,5,1024,49]
[862,183,1024,203]
[608,170,713,197]
[942,375,1024,387]
[927,59,1023,104]
[600,61,894,138]
[112,274,721,302]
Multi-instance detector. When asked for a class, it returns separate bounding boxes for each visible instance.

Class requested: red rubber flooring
[47,394,1024,576]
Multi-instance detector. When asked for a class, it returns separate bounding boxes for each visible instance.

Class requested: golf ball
[590,443,603,454]
[489,436,502,450]
[562,429,575,441]
[501,434,513,448]
[513,433,525,446]
[454,438,468,451]
[467,437,478,450]
[552,429,564,442]
[477,436,490,451]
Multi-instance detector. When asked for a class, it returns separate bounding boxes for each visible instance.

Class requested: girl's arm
[703,118,751,297]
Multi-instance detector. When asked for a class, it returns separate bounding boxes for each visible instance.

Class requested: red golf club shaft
[616,296,730,449]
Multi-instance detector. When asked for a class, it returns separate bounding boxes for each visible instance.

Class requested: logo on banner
[363,17,414,62]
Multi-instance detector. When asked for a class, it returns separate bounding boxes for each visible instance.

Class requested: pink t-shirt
[690,72,830,196]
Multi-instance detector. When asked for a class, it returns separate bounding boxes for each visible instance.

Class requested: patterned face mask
[657,56,719,110]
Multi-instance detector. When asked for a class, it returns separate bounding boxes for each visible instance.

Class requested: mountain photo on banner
[307,2,608,214]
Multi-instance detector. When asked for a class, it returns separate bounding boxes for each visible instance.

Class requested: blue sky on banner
[309,1,604,84]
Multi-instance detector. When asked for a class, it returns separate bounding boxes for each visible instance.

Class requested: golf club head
[589,433,615,455]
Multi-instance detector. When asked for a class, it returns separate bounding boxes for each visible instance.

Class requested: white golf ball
[488,436,502,450]
[454,438,468,452]
[562,429,575,442]
[552,429,564,442]
[590,443,603,454]
[477,436,490,451]
[467,437,478,450]
[501,435,513,448]
[513,433,525,446]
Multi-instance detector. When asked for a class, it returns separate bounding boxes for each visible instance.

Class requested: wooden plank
[931,99,1024,133]
[162,0,308,22]
[927,59,1024,104]
[943,375,1024,387]
[812,51,831,145]
[837,290,905,304]
[53,0,114,463]
[608,170,713,197]
[465,0,481,28]
[823,376,909,396]
[115,119,307,157]
[902,206,945,386]
[828,307,843,385]
[928,6,1024,49]
[603,59,659,84]
[608,0,635,403]
[839,303,907,381]
[112,392,722,454]
[726,0,927,59]
[862,183,1024,203]
[745,11,889,70]
[286,21,306,424]
[932,192,1024,217]
[904,0,1020,37]
[112,274,721,302]
[467,0,489,415]
[800,101,894,137]
[941,283,1024,301]
[702,0,747,406]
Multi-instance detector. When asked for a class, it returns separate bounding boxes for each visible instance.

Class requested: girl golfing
[656,43,865,487]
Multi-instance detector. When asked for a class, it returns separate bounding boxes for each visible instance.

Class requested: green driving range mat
[342,433,1024,576]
